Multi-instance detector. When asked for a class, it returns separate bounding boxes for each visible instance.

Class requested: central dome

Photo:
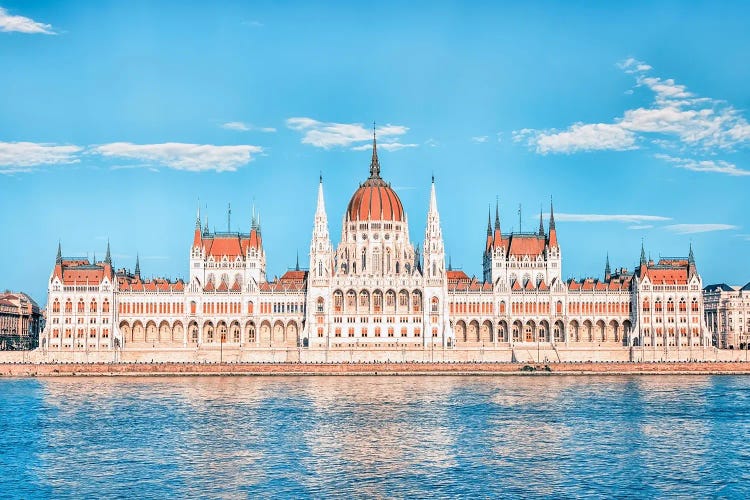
[345,133,404,222]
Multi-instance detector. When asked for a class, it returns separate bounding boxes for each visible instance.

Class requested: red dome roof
[345,132,405,222]
[347,182,404,222]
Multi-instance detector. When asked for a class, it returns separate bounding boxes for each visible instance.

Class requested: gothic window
[386,249,391,273]
[333,291,343,313]
[399,290,409,310]
[346,290,356,311]
[90,300,97,313]
[53,299,60,313]
[432,262,436,277]
[396,261,400,274]
[359,290,370,310]
[412,291,422,313]
[667,298,675,312]
[361,249,366,271]
[316,297,324,313]
[643,299,650,312]
[431,297,439,313]
[318,261,323,276]
[77,299,85,313]
[655,299,663,312]
[385,290,396,309]
[691,298,699,312]
[373,290,383,313]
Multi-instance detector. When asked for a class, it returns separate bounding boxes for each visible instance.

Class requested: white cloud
[551,213,671,223]
[221,121,276,133]
[286,117,414,151]
[471,136,488,143]
[0,142,81,173]
[0,7,55,34]
[665,224,738,234]
[515,123,637,154]
[515,58,750,156]
[92,142,263,172]
[628,224,654,230]
[655,154,750,176]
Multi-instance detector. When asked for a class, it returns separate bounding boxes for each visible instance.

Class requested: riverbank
[2,361,750,377]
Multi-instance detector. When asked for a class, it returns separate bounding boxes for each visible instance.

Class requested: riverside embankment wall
[1,345,747,365]
[2,361,750,377]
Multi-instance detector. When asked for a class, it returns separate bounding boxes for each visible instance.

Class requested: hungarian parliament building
[41,136,711,355]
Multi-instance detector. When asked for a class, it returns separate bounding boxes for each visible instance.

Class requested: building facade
[703,282,750,349]
[40,136,712,356]
[0,291,42,350]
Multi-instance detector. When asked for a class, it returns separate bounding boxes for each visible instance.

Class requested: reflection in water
[0,375,749,498]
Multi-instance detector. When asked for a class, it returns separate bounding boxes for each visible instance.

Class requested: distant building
[703,282,750,349]
[40,134,712,356]
[0,291,42,350]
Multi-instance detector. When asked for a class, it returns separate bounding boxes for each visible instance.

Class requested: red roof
[346,182,404,222]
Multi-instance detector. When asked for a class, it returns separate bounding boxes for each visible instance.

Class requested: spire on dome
[105,239,111,265]
[56,240,62,264]
[135,253,141,278]
[369,122,380,179]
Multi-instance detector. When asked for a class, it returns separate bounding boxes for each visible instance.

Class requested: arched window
[316,297,324,313]
[691,298,699,312]
[431,297,439,313]
[643,299,650,312]
[77,299,85,313]
[667,298,675,312]
[90,300,97,313]
[361,249,366,271]
[655,299,662,312]
[52,299,60,313]
[386,249,391,273]
[318,261,323,277]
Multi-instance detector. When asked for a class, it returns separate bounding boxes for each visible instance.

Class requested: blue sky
[2,1,750,305]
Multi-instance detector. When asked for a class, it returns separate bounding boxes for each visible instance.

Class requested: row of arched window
[52,298,110,314]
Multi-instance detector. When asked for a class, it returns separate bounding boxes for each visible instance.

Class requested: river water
[1,375,749,498]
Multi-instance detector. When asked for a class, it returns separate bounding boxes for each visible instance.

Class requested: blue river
[1,375,749,498]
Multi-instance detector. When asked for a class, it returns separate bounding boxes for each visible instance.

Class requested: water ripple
[1,375,749,498]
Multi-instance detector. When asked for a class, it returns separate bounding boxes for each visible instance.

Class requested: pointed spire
[203,212,209,235]
[316,174,326,215]
[195,199,201,230]
[640,240,646,266]
[56,240,62,264]
[548,197,558,247]
[448,254,453,271]
[93,252,97,264]
[428,176,438,214]
[105,239,111,265]
[369,122,380,179]
[227,202,231,232]
[135,253,141,277]
[538,206,545,236]
[487,206,492,236]
[494,197,500,230]
[688,242,695,264]
[295,250,300,271]
[605,253,611,279]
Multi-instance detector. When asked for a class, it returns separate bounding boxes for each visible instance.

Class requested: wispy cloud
[221,121,276,133]
[0,7,55,34]
[665,224,738,234]
[0,142,81,173]
[628,224,654,230]
[471,136,488,143]
[92,143,263,172]
[514,58,750,161]
[286,117,415,151]
[655,154,750,176]
[551,213,671,224]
